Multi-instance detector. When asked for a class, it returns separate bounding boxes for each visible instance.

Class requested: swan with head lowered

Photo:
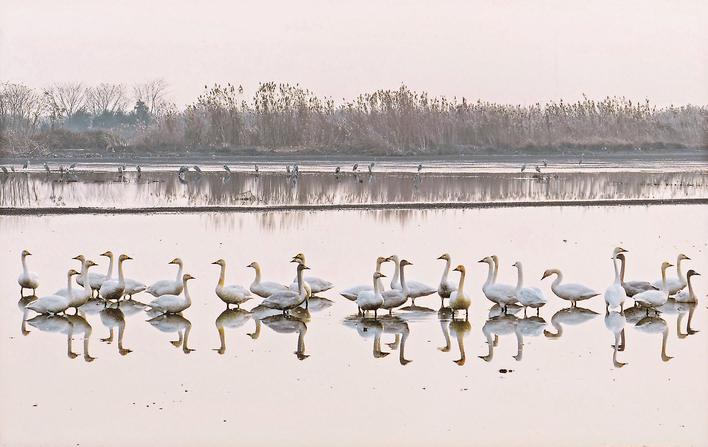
[55,257,98,312]
[437,253,457,299]
[247,261,288,298]
[615,253,657,297]
[145,273,196,314]
[388,255,436,306]
[512,261,547,315]
[675,270,699,303]
[541,268,599,306]
[78,251,113,297]
[27,269,79,315]
[652,254,690,295]
[18,250,39,295]
[357,272,387,317]
[479,256,518,310]
[260,263,309,315]
[290,253,334,294]
[634,261,673,310]
[211,259,253,309]
[340,256,390,302]
[146,258,184,297]
[604,247,629,312]
[99,254,132,301]
[448,265,470,319]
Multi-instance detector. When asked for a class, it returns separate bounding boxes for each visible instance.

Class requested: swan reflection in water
[658,299,699,339]
[437,307,471,365]
[147,314,195,354]
[26,314,77,359]
[479,314,521,362]
[65,313,96,362]
[344,316,390,359]
[214,308,252,355]
[544,306,599,339]
[380,315,412,365]
[18,295,37,336]
[261,313,309,360]
[634,315,673,362]
[514,315,547,361]
[605,310,628,368]
[100,306,132,356]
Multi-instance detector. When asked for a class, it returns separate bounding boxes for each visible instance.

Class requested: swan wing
[340,284,371,301]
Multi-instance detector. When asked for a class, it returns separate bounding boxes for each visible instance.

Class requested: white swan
[634,261,673,309]
[449,265,470,318]
[675,270,699,303]
[260,263,309,314]
[290,253,334,294]
[381,261,409,314]
[27,269,78,315]
[56,258,98,311]
[616,253,657,297]
[146,258,184,297]
[604,247,629,311]
[541,268,599,306]
[653,253,690,295]
[18,249,39,295]
[212,259,253,308]
[388,255,435,305]
[357,272,386,317]
[512,261,547,314]
[247,261,288,298]
[340,256,389,301]
[146,273,195,314]
[437,253,457,299]
[99,254,132,301]
[78,250,113,297]
[123,277,146,298]
[479,256,518,308]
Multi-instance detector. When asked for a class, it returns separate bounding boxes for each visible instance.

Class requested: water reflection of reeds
[1,170,706,209]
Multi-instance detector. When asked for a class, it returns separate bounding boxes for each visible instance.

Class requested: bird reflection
[147,314,195,354]
[261,314,309,360]
[118,299,148,317]
[344,316,390,359]
[479,313,521,362]
[604,310,627,368]
[26,314,77,359]
[449,319,472,365]
[65,313,96,362]
[100,306,132,356]
[514,315,547,361]
[380,315,411,365]
[79,298,106,315]
[214,308,252,355]
[544,306,599,339]
[301,296,334,313]
[18,295,37,336]
[658,299,699,339]
[437,306,453,353]
[635,315,673,362]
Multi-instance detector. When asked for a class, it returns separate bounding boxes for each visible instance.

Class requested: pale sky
[1,0,706,107]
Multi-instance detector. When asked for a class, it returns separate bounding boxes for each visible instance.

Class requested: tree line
[1,80,705,155]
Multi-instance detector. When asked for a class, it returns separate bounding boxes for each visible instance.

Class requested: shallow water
[0,169,706,209]
[1,204,706,446]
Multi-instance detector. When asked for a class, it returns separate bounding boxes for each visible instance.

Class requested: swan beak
[694,272,701,276]
[477,258,486,263]
[541,272,550,280]
[211,261,219,265]
[436,255,445,260]
[72,255,82,260]
[619,248,628,253]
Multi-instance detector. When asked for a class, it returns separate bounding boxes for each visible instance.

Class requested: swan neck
[117,259,125,285]
[552,271,563,289]
[296,267,305,296]
[457,269,466,291]
[492,258,499,283]
[106,254,114,279]
[373,275,381,296]
[217,264,226,287]
[484,262,494,288]
[67,272,74,292]
[612,255,620,284]
[440,258,451,283]
[400,263,408,293]
[618,256,626,282]
[390,258,400,289]
[21,254,28,273]
[253,265,262,284]
[514,265,523,291]
[687,275,695,298]
[183,279,191,305]
[175,262,183,281]
[660,265,668,290]
[676,257,685,280]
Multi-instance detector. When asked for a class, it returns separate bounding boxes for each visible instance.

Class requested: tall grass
[2,81,706,155]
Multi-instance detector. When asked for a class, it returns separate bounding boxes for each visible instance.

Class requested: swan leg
[536,307,540,317]
[374,309,378,318]
[465,309,469,320]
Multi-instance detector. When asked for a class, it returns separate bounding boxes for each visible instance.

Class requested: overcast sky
[1,0,706,107]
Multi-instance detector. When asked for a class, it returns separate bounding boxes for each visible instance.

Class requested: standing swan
[212,259,253,309]
[479,256,518,309]
[437,253,457,299]
[634,261,673,310]
[340,256,390,302]
[541,268,599,306]
[247,261,288,298]
[675,270,699,303]
[604,247,629,311]
[381,260,410,314]
[146,274,196,314]
[653,254,690,295]
[56,258,98,312]
[99,255,132,301]
[79,251,113,297]
[290,253,334,294]
[146,258,184,297]
[512,261,547,315]
[260,263,310,314]
[615,253,657,297]
[27,269,79,315]
[449,265,470,319]
[389,255,436,305]
[18,250,39,295]
[357,272,386,317]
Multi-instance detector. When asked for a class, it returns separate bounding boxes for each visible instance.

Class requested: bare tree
[133,79,168,115]
[0,82,44,132]
[44,82,86,118]
[86,83,127,115]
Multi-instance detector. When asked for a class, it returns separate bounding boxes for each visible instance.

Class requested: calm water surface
[1,204,706,447]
